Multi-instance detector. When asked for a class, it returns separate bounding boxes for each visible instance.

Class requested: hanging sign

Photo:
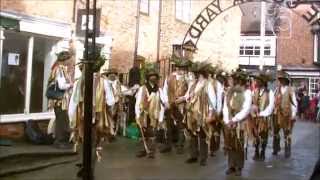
[76,9,101,37]
[8,53,20,66]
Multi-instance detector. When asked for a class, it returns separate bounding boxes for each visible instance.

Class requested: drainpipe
[133,0,141,63]
[156,0,162,63]
[72,0,77,23]
[157,0,163,80]
[0,27,4,88]
[259,1,266,71]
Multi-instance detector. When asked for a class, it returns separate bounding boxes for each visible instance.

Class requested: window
[264,46,271,56]
[309,78,320,98]
[254,46,260,55]
[140,0,149,15]
[245,46,253,55]
[239,46,261,56]
[0,30,59,114]
[239,45,272,56]
[175,0,191,23]
[0,31,28,114]
[239,46,244,55]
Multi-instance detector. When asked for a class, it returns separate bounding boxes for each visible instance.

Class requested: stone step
[0,151,78,177]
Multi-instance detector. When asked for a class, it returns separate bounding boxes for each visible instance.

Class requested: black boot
[285,141,291,158]
[200,159,207,166]
[185,157,198,164]
[253,148,260,161]
[159,145,172,153]
[176,146,184,154]
[260,149,266,161]
[234,168,242,176]
[253,140,260,161]
[136,150,147,158]
[147,151,155,159]
[225,167,236,175]
[272,136,280,155]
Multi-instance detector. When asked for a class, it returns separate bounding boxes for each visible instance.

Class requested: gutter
[156,0,162,63]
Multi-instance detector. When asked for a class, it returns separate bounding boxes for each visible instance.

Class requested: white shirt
[103,79,116,106]
[55,68,71,90]
[280,86,298,119]
[215,81,224,114]
[135,85,164,120]
[258,89,275,117]
[162,72,186,108]
[223,89,252,124]
[206,81,217,111]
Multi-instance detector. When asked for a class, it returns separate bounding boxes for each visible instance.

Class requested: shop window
[30,37,50,113]
[0,31,28,114]
[0,30,59,114]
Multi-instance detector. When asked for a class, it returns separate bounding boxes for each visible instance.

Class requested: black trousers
[54,106,70,144]
[223,127,245,169]
[210,121,223,153]
[254,129,268,154]
[165,107,185,149]
[138,117,156,154]
[188,128,208,161]
[272,115,292,154]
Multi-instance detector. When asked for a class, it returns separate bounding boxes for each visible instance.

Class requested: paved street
[2,121,319,180]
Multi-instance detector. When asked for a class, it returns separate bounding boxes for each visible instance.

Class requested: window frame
[309,77,320,98]
[140,0,150,16]
[175,0,192,24]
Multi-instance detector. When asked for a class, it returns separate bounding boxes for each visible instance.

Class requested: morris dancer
[223,69,252,176]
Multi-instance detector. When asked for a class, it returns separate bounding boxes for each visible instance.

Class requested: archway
[182,0,320,51]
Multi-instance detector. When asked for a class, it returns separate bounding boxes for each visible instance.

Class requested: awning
[0,16,19,30]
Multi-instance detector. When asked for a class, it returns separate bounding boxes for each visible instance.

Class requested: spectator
[47,51,74,149]
[300,90,310,121]
[308,95,318,122]
[316,90,320,123]
[127,60,141,123]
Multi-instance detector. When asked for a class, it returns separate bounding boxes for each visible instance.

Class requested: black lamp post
[82,0,97,179]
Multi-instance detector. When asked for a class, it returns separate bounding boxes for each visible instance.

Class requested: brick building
[0,0,243,137]
[239,2,320,97]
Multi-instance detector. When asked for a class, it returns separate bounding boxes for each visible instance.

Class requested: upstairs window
[140,0,149,15]
[175,0,191,23]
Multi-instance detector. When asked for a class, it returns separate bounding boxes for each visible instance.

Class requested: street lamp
[80,0,98,179]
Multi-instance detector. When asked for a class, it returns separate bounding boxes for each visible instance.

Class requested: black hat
[255,71,273,83]
[277,70,290,80]
[101,68,118,76]
[232,68,248,82]
[206,65,217,75]
[172,55,192,68]
[146,69,159,79]
[56,51,72,61]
